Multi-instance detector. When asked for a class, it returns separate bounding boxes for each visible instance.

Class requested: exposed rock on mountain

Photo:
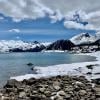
[9,45,45,52]
[46,40,75,50]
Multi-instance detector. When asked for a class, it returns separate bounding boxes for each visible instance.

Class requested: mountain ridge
[0,32,100,52]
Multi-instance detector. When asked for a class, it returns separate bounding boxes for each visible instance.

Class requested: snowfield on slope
[70,33,97,45]
[0,40,51,52]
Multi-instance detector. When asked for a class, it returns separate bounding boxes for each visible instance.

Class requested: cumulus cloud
[0,0,100,30]
[50,10,63,23]
[64,10,99,30]
[8,29,20,33]
[64,21,94,30]
[0,0,54,22]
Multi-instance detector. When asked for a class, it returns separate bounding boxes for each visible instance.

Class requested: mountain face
[0,40,47,52]
[0,39,75,52]
[10,45,45,52]
[46,40,75,50]
[92,39,100,46]
[70,33,97,46]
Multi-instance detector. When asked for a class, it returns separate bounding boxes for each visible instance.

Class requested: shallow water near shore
[0,52,96,87]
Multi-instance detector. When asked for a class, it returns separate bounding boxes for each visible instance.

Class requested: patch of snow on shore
[11,51,100,81]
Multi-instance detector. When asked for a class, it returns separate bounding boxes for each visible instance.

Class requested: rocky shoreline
[0,75,100,100]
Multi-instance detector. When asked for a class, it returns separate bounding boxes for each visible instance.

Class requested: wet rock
[23,78,36,85]
[4,79,21,88]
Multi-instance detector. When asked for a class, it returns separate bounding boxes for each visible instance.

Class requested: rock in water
[27,63,33,66]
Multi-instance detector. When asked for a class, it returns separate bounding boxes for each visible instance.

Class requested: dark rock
[46,39,75,50]
[27,63,33,66]
[4,79,21,88]
[86,65,94,70]
[34,41,40,44]
[94,72,100,75]
[9,45,45,52]
[92,78,100,85]
[86,72,92,75]
[22,78,36,85]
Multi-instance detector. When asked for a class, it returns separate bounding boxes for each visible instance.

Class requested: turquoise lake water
[0,52,96,87]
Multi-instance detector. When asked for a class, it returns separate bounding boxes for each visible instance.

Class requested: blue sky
[0,0,99,42]
[0,15,95,42]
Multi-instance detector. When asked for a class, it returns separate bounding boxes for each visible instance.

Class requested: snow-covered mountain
[0,40,51,52]
[0,32,100,53]
[70,33,97,45]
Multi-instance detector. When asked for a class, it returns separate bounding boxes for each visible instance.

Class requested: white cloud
[64,21,95,30]
[0,0,54,22]
[63,10,100,30]
[8,29,20,33]
[50,9,63,23]
[0,0,100,30]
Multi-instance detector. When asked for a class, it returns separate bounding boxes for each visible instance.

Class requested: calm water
[0,52,96,87]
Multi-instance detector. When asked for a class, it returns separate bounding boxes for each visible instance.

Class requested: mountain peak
[70,33,97,45]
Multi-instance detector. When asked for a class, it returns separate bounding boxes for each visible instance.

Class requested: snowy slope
[0,40,50,52]
[70,33,97,45]
[41,42,51,47]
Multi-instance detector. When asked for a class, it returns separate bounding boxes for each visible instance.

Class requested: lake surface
[0,52,96,87]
